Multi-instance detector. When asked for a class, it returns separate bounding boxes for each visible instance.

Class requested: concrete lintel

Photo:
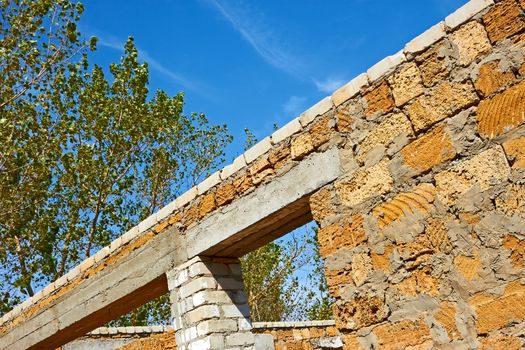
[185,147,342,258]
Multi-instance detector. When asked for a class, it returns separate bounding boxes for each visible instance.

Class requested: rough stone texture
[475,60,516,97]
[471,281,525,334]
[5,2,525,349]
[415,39,454,87]
[450,21,492,66]
[363,81,395,117]
[387,62,425,106]
[400,124,456,173]
[503,136,525,169]
[477,80,525,138]
[435,146,510,206]
[483,0,525,43]
[336,159,393,207]
[357,112,413,163]
[406,81,478,132]
[117,331,177,350]
[373,183,436,227]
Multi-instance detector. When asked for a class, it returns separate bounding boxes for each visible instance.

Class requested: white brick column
[167,256,256,350]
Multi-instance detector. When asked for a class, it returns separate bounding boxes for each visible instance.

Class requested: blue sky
[80,0,468,162]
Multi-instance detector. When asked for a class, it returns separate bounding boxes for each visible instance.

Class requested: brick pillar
[167,256,256,350]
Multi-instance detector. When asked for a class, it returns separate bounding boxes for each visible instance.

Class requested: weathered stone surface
[406,81,478,132]
[232,173,253,195]
[387,63,424,106]
[351,253,373,287]
[317,216,366,257]
[394,267,439,296]
[454,250,481,281]
[215,183,236,207]
[503,136,525,169]
[249,156,274,185]
[435,146,510,206]
[503,235,525,268]
[477,80,525,138]
[310,187,335,223]
[373,183,436,227]
[372,319,431,349]
[268,143,291,170]
[310,115,334,148]
[364,81,395,117]
[450,21,491,66]
[334,295,388,330]
[483,0,525,43]
[291,133,314,160]
[475,61,516,97]
[357,112,413,163]
[401,125,456,174]
[471,280,525,334]
[479,335,523,350]
[415,40,453,87]
[199,193,216,219]
[434,302,460,340]
[496,184,525,216]
[336,160,393,207]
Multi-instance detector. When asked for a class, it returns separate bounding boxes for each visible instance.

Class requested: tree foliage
[0,0,332,325]
[241,226,333,322]
[0,1,231,317]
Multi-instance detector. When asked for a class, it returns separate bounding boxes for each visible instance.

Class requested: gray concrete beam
[2,227,182,350]
[186,147,342,258]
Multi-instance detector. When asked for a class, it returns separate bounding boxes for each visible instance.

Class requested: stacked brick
[308,0,525,348]
[166,256,255,350]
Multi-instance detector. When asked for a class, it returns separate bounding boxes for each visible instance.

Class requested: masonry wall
[308,0,525,348]
[3,1,525,349]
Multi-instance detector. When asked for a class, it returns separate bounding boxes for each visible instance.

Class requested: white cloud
[282,96,307,117]
[204,0,304,77]
[314,77,346,94]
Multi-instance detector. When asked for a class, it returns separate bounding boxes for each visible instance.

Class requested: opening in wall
[240,221,333,323]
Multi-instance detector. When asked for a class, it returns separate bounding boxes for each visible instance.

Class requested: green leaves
[0,2,232,320]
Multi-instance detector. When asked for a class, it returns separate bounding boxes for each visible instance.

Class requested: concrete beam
[2,227,182,350]
[185,147,342,258]
[1,147,342,350]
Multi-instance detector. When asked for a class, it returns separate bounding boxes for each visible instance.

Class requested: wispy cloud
[204,0,349,95]
[282,96,307,117]
[95,34,210,96]
[314,77,346,94]
[204,0,304,77]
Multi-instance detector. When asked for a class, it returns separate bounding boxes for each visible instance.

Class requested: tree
[239,130,332,322]
[0,0,232,319]
[0,1,331,325]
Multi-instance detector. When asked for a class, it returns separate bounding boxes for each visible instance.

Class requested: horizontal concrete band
[84,320,336,335]
[1,148,342,350]
[2,227,181,350]
[252,320,336,329]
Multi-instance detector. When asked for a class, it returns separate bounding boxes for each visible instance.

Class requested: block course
[308,1,525,347]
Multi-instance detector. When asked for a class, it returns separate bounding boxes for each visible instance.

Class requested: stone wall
[64,321,341,350]
[308,0,525,348]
